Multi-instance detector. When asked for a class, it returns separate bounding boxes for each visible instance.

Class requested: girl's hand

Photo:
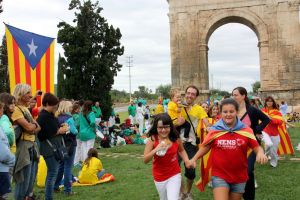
[154,141,168,152]
[256,152,268,164]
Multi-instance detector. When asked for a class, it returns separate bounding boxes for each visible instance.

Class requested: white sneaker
[254,180,258,189]
[185,193,193,200]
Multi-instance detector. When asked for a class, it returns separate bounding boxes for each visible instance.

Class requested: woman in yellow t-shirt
[78,148,105,184]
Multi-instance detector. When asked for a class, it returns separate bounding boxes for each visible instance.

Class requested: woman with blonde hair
[54,100,78,195]
[11,84,41,200]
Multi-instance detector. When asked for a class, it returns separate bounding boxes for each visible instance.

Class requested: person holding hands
[144,113,192,200]
[191,99,268,200]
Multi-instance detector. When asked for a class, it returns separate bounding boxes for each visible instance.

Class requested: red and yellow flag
[262,109,294,155]
[5,24,55,106]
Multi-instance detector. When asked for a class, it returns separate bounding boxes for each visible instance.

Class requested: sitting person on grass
[78,148,105,184]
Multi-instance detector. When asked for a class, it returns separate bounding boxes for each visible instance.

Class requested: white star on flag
[27,39,38,57]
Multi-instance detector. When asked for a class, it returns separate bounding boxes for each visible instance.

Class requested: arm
[66,118,78,135]
[191,144,211,164]
[202,118,212,129]
[15,118,39,134]
[269,117,283,125]
[0,139,15,167]
[143,139,166,164]
[252,107,270,134]
[177,139,191,168]
[88,112,96,128]
[253,146,268,164]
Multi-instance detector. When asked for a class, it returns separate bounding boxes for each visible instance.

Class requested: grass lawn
[12,126,300,200]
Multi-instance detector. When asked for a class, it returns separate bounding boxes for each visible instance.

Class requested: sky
[0,0,260,93]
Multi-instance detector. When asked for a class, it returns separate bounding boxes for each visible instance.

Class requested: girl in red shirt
[261,96,283,167]
[191,98,268,200]
[144,113,191,200]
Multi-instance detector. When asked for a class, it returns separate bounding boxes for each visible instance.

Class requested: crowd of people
[0,84,116,200]
[144,85,297,200]
[0,83,298,200]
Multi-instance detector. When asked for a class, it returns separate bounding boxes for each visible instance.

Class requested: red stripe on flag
[25,60,31,85]
[45,48,50,92]
[36,62,41,107]
[279,131,287,154]
[12,39,20,83]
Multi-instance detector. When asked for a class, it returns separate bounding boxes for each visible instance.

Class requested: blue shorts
[211,176,246,193]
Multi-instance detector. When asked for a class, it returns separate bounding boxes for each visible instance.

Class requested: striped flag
[261,109,295,155]
[5,24,55,106]
[277,123,295,155]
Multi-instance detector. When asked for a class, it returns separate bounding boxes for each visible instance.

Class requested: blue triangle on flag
[5,24,55,70]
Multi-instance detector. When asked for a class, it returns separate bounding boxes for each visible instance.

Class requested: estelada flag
[262,108,295,155]
[4,23,55,106]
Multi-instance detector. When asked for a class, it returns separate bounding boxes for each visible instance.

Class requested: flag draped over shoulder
[5,24,55,106]
[262,109,294,155]
[195,119,256,192]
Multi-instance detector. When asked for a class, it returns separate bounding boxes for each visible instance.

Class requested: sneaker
[185,193,193,200]
[178,193,187,200]
[207,181,212,188]
[54,188,61,193]
[254,180,258,189]
[65,191,76,196]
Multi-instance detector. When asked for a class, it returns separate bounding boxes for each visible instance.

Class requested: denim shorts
[211,176,246,193]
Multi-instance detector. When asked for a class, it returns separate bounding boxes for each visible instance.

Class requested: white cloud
[0,0,260,94]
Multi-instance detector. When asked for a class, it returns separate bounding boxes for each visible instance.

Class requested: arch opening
[208,23,260,92]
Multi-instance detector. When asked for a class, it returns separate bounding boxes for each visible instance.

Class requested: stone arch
[168,1,300,104]
[196,9,270,101]
[200,9,268,45]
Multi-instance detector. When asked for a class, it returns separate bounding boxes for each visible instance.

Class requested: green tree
[57,53,66,98]
[155,84,171,98]
[252,81,261,93]
[57,0,124,119]
[110,89,129,103]
[0,35,10,93]
[0,0,3,13]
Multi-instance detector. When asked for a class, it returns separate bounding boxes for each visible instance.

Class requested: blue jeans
[14,148,38,200]
[212,176,246,193]
[54,146,76,193]
[44,156,60,200]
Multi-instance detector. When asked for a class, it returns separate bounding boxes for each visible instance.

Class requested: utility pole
[126,55,133,101]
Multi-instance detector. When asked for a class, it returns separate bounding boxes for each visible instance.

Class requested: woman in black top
[37,93,68,200]
[232,87,270,200]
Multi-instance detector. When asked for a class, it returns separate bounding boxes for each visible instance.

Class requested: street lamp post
[126,55,133,101]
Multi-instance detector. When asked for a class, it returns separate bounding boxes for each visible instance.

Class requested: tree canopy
[57,0,124,119]
[0,35,9,93]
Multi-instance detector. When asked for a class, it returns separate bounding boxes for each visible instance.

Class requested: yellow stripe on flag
[30,67,36,96]
[5,28,16,92]
[50,41,55,93]
[40,54,46,92]
[18,49,26,84]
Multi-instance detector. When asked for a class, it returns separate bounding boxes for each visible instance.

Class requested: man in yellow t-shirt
[11,105,36,142]
[176,85,211,200]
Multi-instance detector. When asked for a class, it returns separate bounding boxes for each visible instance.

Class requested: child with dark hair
[144,113,191,200]
[191,98,267,200]
[78,148,105,184]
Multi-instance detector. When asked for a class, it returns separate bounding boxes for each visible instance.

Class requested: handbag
[46,137,69,161]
